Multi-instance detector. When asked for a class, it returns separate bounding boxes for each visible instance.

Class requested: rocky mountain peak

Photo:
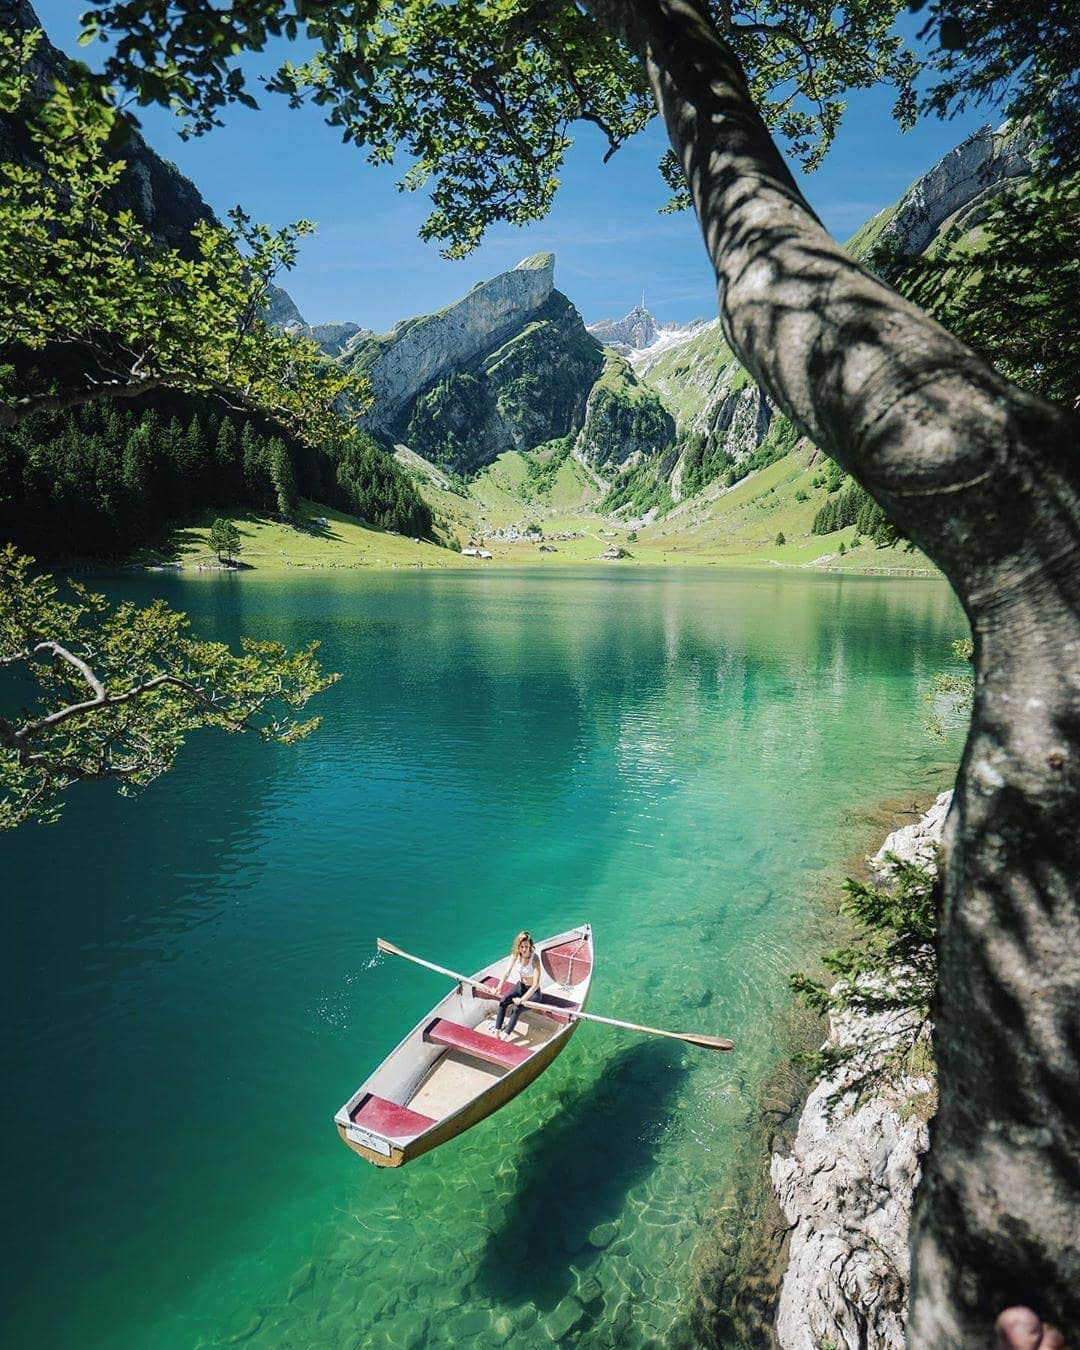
[587,303,710,362]
[587,302,660,353]
[513,252,556,278]
[349,254,560,432]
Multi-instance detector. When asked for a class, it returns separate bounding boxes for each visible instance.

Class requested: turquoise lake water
[0,568,964,1348]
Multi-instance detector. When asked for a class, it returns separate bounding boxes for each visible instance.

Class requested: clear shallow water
[0,568,964,1348]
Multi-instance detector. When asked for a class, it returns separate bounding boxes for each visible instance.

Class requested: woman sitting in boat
[493,931,541,1041]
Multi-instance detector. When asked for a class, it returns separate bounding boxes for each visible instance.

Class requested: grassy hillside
[141,455,932,574]
[627,446,932,573]
[142,501,469,572]
[634,321,743,426]
[844,201,901,261]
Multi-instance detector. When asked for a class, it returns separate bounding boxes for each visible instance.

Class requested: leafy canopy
[0,26,369,437]
[77,0,921,256]
[911,0,1079,174]
[886,174,1080,410]
[0,546,339,828]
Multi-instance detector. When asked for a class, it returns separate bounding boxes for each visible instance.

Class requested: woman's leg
[494,982,524,1031]
[503,984,531,1037]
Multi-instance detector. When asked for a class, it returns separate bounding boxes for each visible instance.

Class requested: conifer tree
[214,418,238,496]
[267,440,299,520]
[240,422,265,506]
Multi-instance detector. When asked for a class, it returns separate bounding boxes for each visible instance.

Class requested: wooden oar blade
[376,937,400,956]
[551,1004,734,1052]
[680,1032,734,1052]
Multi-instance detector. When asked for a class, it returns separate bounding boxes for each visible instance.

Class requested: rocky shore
[770,791,952,1350]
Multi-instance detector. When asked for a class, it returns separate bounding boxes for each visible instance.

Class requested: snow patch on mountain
[587,303,711,367]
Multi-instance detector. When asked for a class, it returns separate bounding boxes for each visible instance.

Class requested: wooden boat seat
[478,976,580,1025]
[350,1093,436,1139]
[424,1017,532,1068]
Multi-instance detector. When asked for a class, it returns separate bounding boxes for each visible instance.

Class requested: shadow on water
[477,1039,690,1311]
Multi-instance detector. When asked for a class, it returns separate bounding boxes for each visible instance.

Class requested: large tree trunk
[581,0,1080,1342]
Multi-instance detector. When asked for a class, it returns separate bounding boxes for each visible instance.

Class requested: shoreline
[108,495,941,580]
[122,554,945,582]
[768,791,949,1349]
[686,783,952,1347]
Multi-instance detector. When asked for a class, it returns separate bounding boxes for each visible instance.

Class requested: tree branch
[2,643,255,745]
[579,0,1078,610]
[0,374,167,426]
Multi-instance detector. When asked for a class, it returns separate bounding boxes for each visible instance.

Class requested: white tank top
[511,951,539,982]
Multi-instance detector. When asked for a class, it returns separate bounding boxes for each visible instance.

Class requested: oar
[521,1000,733,1052]
[375,937,734,1053]
[376,937,498,995]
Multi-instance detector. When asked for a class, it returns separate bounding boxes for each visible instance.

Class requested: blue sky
[35,4,995,332]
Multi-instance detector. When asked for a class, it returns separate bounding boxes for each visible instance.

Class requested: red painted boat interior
[424,1017,533,1068]
[350,1093,436,1139]
[541,936,593,986]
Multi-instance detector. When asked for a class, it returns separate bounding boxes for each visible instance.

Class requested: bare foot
[996,1307,1066,1349]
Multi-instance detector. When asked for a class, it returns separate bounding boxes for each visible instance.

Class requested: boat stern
[334,1091,437,1168]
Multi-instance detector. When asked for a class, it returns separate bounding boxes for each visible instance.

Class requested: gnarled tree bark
[580,0,1080,1342]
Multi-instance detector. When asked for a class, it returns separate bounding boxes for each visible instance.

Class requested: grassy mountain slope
[633,321,742,427]
[147,500,469,572]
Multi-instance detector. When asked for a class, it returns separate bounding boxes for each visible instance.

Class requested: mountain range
[5,2,1037,568]
[287,120,1031,538]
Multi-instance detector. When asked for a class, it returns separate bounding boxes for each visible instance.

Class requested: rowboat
[335,924,594,1167]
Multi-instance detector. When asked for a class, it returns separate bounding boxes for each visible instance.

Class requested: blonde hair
[509,930,533,961]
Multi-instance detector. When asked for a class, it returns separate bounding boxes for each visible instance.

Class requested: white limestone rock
[356,254,556,431]
[588,303,660,352]
[287,320,370,358]
[587,304,708,361]
[771,792,952,1350]
[873,790,953,876]
[708,384,773,457]
[264,285,306,330]
[879,124,1034,258]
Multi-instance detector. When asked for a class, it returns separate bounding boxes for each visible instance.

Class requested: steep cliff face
[403,290,605,474]
[352,258,674,478]
[263,287,307,330]
[4,1,305,309]
[2,3,206,248]
[873,123,1034,259]
[348,254,559,434]
[288,320,370,359]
